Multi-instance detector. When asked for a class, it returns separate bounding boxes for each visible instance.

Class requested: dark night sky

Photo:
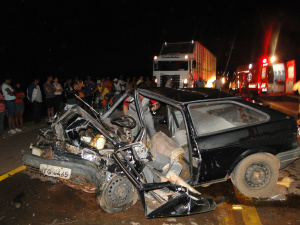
[1,0,300,85]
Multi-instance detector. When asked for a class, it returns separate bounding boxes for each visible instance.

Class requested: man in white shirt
[113,78,122,102]
[2,78,19,134]
[213,76,223,91]
[119,74,126,92]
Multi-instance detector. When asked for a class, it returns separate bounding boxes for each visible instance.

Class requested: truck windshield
[154,61,188,71]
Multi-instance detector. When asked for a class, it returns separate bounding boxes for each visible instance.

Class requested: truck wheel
[231,153,279,197]
[96,175,138,213]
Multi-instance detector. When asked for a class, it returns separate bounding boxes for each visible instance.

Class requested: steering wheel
[110,115,136,129]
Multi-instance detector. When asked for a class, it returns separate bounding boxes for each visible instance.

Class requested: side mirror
[192,60,196,68]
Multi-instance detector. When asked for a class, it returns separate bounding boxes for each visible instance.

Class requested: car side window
[189,102,269,136]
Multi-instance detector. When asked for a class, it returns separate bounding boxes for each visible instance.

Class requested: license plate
[40,164,71,179]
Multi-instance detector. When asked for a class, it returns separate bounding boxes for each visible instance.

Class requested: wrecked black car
[23,88,300,218]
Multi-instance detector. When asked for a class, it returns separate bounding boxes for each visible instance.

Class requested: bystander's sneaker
[15,128,22,132]
[8,129,16,134]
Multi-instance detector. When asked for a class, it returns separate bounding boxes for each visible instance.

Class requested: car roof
[137,87,240,104]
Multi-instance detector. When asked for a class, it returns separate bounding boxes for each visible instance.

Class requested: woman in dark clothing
[14,83,25,129]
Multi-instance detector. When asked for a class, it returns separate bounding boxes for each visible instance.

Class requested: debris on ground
[11,192,25,208]
[277,177,295,188]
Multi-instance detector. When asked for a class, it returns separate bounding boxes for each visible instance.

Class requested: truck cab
[153,41,216,88]
[153,54,193,88]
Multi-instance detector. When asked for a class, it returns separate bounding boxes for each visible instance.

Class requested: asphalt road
[0,97,300,225]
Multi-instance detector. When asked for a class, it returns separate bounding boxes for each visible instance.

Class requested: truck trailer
[153,41,216,88]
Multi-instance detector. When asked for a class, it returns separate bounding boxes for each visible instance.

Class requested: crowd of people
[0,75,157,137]
[0,73,221,137]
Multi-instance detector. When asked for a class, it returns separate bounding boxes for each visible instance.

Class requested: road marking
[0,165,26,182]
[234,188,262,225]
[219,203,236,225]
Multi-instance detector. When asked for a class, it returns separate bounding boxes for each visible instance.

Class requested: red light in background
[262,58,268,64]
[262,57,268,66]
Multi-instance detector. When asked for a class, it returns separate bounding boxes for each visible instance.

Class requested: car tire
[96,174,138,213]
[231,153,279,198]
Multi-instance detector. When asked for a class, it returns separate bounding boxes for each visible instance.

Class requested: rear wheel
[96,175,138,213]
[231,153,279,197]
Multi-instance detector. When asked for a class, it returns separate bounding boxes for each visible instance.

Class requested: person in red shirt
[15,83,25,129]
[123,94,160,138]
[0,84,5,136]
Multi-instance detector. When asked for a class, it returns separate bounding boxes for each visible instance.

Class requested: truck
[230,57,296,98]
[153,41,216,88]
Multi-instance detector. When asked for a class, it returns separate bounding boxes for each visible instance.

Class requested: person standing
[97,80,110,107]
[53,77,64,113]
[194,77,207,88]
[145,77,152,87]
[118,75,126,93]
[213,75,223,91]
[73,78,86,107]
[152,76,157,87]
[136,76,143,86]
[132,76,137,88]
[14,83,25,129]
[293,80,300,125]
[85,76,95,106]
[165,76,173,88]
[64,78,76,104]
[2,78,19,134]
[125,77,132,90]
[104,76,113,92]
[94,80,102,104]
[27,78,43,124]
[0,84,5,136]
[113,78,122,102]
[43,76,55,122]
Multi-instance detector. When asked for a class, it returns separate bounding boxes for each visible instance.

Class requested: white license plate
[40,164,71,179]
